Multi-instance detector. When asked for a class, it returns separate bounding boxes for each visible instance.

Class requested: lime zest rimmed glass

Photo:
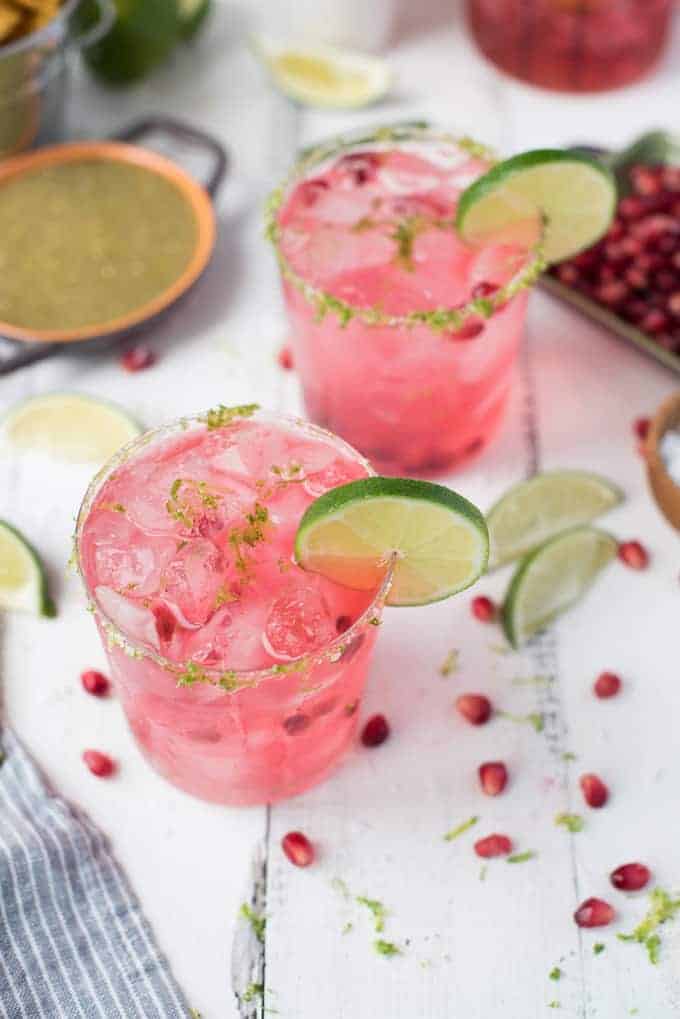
[265,121,547,334]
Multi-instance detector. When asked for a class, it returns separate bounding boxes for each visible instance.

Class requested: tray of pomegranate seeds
[543,131,680,374]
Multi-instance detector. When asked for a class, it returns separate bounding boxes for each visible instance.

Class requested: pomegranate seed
[655,271,676,293]
[622,299,647,324]
[300,177,329,206]
[277,346,294,371]
[594,671,622,699]
[580,773,609,808]
[471,595,497,623]
[633,417,650,441]
[456,694,492,726]
[361,714,390,747]
[82,750,115,777]
[596,281,628,307]
[631,165,662,196]
[335,614,352,634]
[619,196,645,220]
[668,292,680,318]
[153,603,176,643]
[478,761,508,796]
[624,267,648,290]
[556,264,580,286]
[474,834,513,858]
[610,862,651,892]
[453,319,485,341]
[119,345,156,373]
[80,669,109,697]
[642,309,669,334]
[618,540,649,570]
[281,831,315,867]
[574,897,615,928]
[283,713,310,734]
[337,152,381,185]
[471,281,500,299]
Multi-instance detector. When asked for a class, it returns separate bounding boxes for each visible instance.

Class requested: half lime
[295,477,488,607]
[0,520,55,617]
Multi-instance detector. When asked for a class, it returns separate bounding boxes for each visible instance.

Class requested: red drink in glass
[77,407,390,805]
[268,126,541,476]
[466,0,673,93]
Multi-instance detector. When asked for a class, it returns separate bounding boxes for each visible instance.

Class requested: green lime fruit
[0,520,56,617]
[83,0,180,85]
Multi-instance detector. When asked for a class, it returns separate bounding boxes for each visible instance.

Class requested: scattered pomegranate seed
[610,862,651,892]
[337,152,381,185]
[474,834,513,858]
[453,319,485,341]
[82,750,115,777]
[300,177,329,206]
[119,345,156,373]
[281,831,315,867]
[633,417,650,441]
[471,595,497,622]
[574,897,615,928]
[618,540,650,570]
[456,694,492,726]
[153,603,176,643]
[471,281,500,300]
[478,761,508,796]
[580,773,609,808]
[361,714,390,747]
[277,346,294,371]
[668,292,680,318]
[335,615,352,634]
[594,671,622,699]
[80,669,109,697]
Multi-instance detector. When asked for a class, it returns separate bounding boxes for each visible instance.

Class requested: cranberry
[574,898,615,928]
[80,669,109,697]
[120,345,156,373]
[471,595,497,623]
[580,773,609,808]
[456,694,492,726]
[618,540,649,570]
[282,831,315,867]
[361,714,390,747]
[82,750,115,777]
[474,834,513,858]
[277,346,294,371]
[478,761,508,796]
[594,671,622,699]
[335,615,352,634]
[471,281,500,300]
[610,862,651,892]
[633,417,650,440]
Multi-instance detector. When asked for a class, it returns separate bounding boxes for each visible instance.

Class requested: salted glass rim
[74,406,394,691]
[265,121,546,334]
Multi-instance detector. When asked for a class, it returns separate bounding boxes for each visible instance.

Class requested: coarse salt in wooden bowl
[646,391,680,533]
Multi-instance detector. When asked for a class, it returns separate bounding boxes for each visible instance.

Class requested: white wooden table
[2,3,680,1016]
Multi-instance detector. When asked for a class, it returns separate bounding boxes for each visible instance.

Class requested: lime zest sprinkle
[215,585,238,608]
[229,502,270,576]
[479,865,487,882]
[189,1010,202,1018]
[508,851,537,864]
[617,887,680,964]
[549,967,562,981]
[555,813,584,833]
[342,921,353,935]
[374,939,401,957]
[548,1002,560,1010]
[176,662,210,688]
[593,943,605,955]
[439,648,460,677]
[512,674,552,687]
[203,403,259,430]
[489,641,513,655]
[562,751,577,762]
[242,983,264,1003]
[331,876,351,899]
[498,709,544,732]
[271,462,305,484]
[368,616,381,626]
[444,816,479,841]
[240,902,266,942]
[356,896,386,933]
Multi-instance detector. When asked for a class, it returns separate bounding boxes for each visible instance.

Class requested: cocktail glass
[267,124,544,476]
[76,408,392,806]
[466,0,673,93]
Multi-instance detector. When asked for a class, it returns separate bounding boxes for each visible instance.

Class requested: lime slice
[253,36,392,109]
[487,471,623,569]
[295,477,488,607]
[0,520,55,617]
[1,393,142,465]
[502,526,617,648]
[456,150,616,264]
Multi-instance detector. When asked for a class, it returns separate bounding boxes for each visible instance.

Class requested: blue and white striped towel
[0,728,192,1019]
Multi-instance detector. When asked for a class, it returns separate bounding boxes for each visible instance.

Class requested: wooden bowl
[646,391,680,532]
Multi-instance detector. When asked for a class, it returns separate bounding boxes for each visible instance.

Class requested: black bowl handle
[115,115,228,198]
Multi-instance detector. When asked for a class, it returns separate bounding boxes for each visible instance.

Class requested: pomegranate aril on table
[580,773,609,808]
[618,540,650,570]
[474,834,513,858]
[478,761,508,797]
[471,595,497,623]
[282,831,315,867]
[456,693,492,726]
[594,671,622,699]
[119,345,156,373]
[82,750,115,777]
[610,862,651,892]
[361,714,390,748]
[574,898,615,929]
[80,669,110,697]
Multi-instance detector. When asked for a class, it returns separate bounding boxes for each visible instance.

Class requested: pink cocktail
[268,126,542,476]
[76,406,390,805]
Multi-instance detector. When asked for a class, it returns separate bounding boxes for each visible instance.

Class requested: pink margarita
[77,406,390,805]
[268,126,541,476]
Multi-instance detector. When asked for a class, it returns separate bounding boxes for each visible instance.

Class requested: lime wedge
[488,471,623,569]
[457,150,616,264]
[295,477,488,607]
[0,520,55,617]
[502,526,617,648]
[1,393,142,465]
[253,36,392,109]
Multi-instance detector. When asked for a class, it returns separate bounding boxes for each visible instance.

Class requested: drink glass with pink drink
[76,405,392,806]
[267,125,543,476]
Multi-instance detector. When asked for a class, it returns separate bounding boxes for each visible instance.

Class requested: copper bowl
[646,391,680,532]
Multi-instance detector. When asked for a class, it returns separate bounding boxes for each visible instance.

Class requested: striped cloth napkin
[0,728,192,1019]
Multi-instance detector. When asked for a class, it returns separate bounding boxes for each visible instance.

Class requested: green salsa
[0,159,199,331]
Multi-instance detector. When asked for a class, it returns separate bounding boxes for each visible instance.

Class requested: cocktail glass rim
[265,121,546,335]
[74,406,394,693]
